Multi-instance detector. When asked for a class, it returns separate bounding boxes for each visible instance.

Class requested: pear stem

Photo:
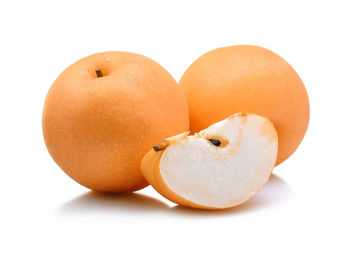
[153,141,169,152]
[96,68,103,78]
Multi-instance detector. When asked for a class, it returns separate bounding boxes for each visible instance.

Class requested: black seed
[208,139,221,147]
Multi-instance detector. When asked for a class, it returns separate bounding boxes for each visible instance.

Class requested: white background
[1,0,349,255]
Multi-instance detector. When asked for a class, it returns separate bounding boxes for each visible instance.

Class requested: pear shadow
[58,174,293,217]
[169,174,294,216]
[58,191,169,216]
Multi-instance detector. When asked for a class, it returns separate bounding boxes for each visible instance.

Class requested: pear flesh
[156,113,278,209]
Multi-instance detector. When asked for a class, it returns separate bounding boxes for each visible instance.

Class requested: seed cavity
[207,136,229,147]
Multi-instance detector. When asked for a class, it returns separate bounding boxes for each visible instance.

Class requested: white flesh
[159,114,278,208]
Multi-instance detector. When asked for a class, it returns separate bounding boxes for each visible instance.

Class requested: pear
[141,113,278,209]
[42,51,189,192]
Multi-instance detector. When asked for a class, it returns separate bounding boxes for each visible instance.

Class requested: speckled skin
[43,52,189,192]
[180,45,309,165]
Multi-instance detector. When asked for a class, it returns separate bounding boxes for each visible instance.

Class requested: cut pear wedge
[141,113,278,209]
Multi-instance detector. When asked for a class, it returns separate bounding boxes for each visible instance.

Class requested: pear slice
[140,113,278,209]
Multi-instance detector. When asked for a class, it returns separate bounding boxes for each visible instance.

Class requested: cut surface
[158,113,278,208]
